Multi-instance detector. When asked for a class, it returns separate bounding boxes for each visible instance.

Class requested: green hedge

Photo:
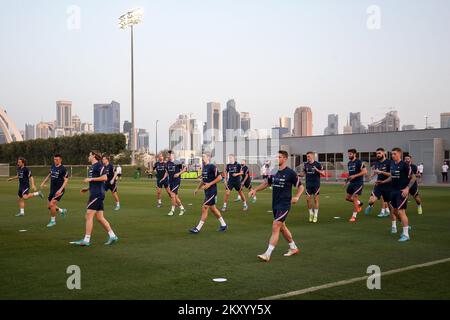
[0,134,128,165]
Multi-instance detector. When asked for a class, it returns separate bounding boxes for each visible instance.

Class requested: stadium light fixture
[119,8,143,165]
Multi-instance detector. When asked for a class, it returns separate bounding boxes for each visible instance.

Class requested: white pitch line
[259,257,450,300]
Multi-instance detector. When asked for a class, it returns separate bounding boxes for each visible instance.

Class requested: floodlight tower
[119,8,144,165]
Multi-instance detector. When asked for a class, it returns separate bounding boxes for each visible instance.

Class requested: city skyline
[1,0,450,150]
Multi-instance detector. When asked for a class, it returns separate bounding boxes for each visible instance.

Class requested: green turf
[0,178,449,300]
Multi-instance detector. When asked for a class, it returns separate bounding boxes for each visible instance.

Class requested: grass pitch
[0,178,449,300]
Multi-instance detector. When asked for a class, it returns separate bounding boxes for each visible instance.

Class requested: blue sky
[1,0,449,149]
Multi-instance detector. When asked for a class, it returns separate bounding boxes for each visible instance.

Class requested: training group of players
[8,146,423,261]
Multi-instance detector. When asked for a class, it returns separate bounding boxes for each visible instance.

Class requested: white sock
[218,217,226,227]
[381,208,385,213]
[116,202,120,206]
[314,209,319,217]
[238,195,241,200]
[253,196,257,200]
[357,200,361,205]
[20,208,25,214]
[196,221,205,231]
[289,242,297,250]
[83,235,91,243]
[108,230,116,238]
[223,203,227,208]
[50,217,56,222]
[392,221,397,229]
[158,199,162,204]
[265,245,275,257]
[309,209,314,216]
[243,202,247,206]
[386,208,390,214]
[33,192,39,196]
[403,226,409,237]
[171,206,175,212]
[180,205,185,211]
[352,212,358,218]
[58,208,63,213]
[418,204,422,209]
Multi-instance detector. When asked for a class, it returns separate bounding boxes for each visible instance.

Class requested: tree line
[0,134,128,165]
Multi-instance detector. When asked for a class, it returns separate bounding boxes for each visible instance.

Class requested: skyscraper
[368,111,400,133]
[36,122,53,139]
[25,124,35,140]
[137,128,150,152]
[205,102,222,144]
[56,100,72,136]
[94,101,121,134]
[240,112,251,133]
[349,112,367,134]
[72,115,81,134]
[222,99,241,140]
[279,117,292,134]
[324,114,339,136]
[169,114,202,157]
[441,113,450,129]
[293,107,313,137]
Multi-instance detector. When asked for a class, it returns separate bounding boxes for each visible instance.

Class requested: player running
[152,153,171,208]
[7,157,43,217]
[39,154,69,227]
[249,150,304,262]
[299,151,325,223]
[71,151,118,247]
[365,148,392,218]
[190,153,228,234]
[166,150,187,216]
[376,148,416,242]
[235,159,256,203]
[221,154,248,212]
[102,155,121,211]
[345,149,368,222]
[404,155,423,215]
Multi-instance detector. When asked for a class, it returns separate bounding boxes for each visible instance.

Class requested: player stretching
[7,157,43,217]
[377,148,416,242]
[40,154,68,227]
[249,151,304,262]
[152,153,171,208]
[235,160,256,203]
[221,154,248,212]
[71,151,118,246]
[404,155,423,215]
[365,148,391,218]
[345,149,367,222]
[167,151,187,216]
[102,155,121,211]
[190,153,228,234]
[300,151,325,223]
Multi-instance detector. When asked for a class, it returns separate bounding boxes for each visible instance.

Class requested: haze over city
[1,0,450,150]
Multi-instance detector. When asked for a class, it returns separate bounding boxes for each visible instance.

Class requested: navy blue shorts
[87,194,105,211]
[48,190,64,202]
[347,182,364,196]
[306,184,320,196]
[104,183,118,193]
[390,190,408,210]
[409,184,419,197]
[227,181,242,192]
[273,208,290,223]
[242,178,252,190]
[372,185,391,202]
[170,181,181,194]
[18,187,30,198]
[203,189,217,207]
[157,178,169,189]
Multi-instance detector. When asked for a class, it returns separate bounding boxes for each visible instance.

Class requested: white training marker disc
[213,278,228,283]
[188,203,193,206]
[19,230,27,232]
[267,210,273,213]
[334,217,342,219]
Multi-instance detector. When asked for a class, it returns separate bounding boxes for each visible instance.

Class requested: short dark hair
[404,154,412,159]
[168,150,174,155]
[90,150,102,161]
[306,151,314,156]
[18,157,26,165]
[54,154,62,158]
[391,147,403,153]
[279,150,289,159]
[376,148,385,152]
[348,149,357,154]
[102,154,110,161]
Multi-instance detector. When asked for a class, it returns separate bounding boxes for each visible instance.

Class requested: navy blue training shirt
[89,162,105,196]
[348,159,365,184]
[50,164,68,193]
[303,161,322,186]
[267,167,302,211]
[390,160,412,190]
